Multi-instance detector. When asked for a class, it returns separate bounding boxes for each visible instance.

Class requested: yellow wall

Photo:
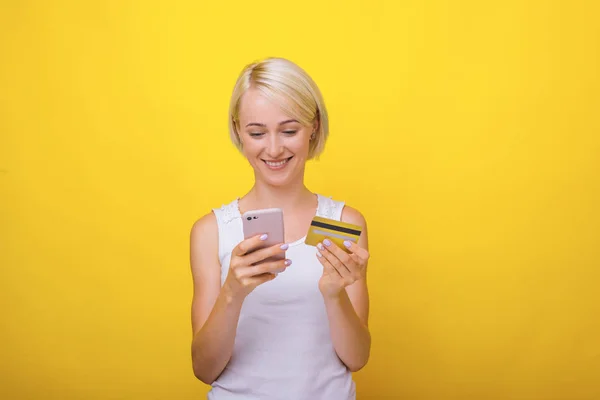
[1,1,599,399]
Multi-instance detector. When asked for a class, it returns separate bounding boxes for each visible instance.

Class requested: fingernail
[316,251,322,257]
[280,243,289,250]
[317,243,324,250]
[323,239,332,247]
[260,234,268,241]
[344,240,352,248]
[285,259,292,266]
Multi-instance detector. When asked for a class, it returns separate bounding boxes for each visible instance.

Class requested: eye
[283,130,297,135]
[249,132,265,137]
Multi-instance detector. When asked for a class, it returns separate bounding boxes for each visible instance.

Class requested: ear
[311,125,319,142]
[310,112,320,141]
[232,117,243,145]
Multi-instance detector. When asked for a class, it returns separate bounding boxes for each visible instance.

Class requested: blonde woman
[190,57,371,400]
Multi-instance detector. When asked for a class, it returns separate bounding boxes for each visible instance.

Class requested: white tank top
[208,193,356,400]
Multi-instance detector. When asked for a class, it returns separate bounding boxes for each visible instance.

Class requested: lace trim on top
[319,195,337,219]
[217,199,241,225]
[216,194,342,225]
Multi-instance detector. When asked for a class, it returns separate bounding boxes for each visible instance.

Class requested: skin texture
[190,87,371,384]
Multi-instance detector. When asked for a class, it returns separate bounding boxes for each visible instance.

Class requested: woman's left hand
[317,239,370,298]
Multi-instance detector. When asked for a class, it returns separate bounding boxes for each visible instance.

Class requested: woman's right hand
[223,234,291,301]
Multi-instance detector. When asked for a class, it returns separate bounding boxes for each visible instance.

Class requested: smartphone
[241,208,286,270]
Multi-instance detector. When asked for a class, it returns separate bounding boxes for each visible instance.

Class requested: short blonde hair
[228,57,329,159]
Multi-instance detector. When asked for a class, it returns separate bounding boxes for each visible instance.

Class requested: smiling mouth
[262,156,293,168]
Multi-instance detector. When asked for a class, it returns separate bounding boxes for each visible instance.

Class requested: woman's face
[236,87,314,187]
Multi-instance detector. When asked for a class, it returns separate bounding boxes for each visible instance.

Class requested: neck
[244,175,314,212]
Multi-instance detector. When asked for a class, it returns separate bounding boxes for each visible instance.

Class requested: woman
[190,57,371,400]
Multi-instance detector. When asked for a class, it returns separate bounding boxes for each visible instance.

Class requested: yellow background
[1,0,599,399]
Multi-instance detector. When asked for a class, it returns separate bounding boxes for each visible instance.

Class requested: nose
[265,133,284,159]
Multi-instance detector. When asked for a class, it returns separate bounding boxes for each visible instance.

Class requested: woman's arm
[189,213,290,383]
[319,206,371,372]
[323,284,371,372]
[189,213,243,384]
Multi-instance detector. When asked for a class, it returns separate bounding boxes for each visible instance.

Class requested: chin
[260,173,295,187]
[257,168,298,187]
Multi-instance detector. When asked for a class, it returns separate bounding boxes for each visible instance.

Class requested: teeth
[265,158,289,167]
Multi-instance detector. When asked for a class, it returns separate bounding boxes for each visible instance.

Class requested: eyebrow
[245,119,299,128]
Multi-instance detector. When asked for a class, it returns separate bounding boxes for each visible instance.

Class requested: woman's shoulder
[189,212,219,264]
[211,198,241,225]
[190,211,218,240]
[340,203,367,229]
[337,201,369,248]
[191,198,240,235]
[317,193,367,228]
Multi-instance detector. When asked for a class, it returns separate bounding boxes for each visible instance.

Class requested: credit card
[305,216,362,253]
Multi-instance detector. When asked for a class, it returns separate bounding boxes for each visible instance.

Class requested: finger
[241,272,277,287]
[316,249,342,277]
[342,240,370,261]
[318,242,352,280]
[350,253,361,265]
[321,239,356,275]
[323,239,358,277]
[244,258,292,277]
[232,233,270,257]
[331,245,365,283]
[243,243,289,266]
